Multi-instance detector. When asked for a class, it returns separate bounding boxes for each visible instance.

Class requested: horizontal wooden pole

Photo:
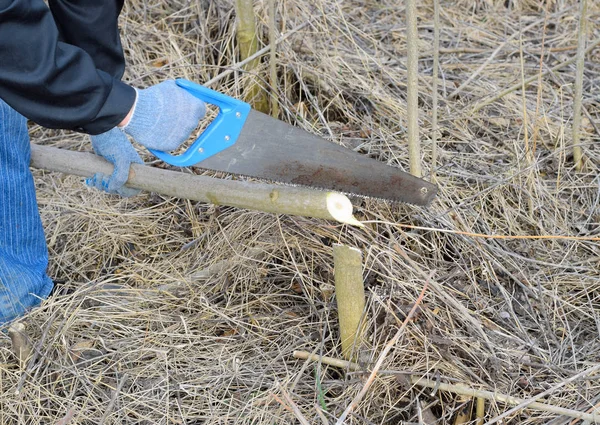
[411,376,600,423]
[30,144,362,225]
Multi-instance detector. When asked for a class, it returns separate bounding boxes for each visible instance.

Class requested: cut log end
[326,193,364,227]
[8,322,32,368]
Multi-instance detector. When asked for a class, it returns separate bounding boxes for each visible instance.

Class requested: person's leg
[0,99,54,325]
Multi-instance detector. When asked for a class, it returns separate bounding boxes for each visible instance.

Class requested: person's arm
[0,0,135,135]
[49,0,127,81]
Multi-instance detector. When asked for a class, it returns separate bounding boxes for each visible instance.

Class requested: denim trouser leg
[0,99,54,325]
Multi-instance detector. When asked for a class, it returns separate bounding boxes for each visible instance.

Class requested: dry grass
[2,0,600,423]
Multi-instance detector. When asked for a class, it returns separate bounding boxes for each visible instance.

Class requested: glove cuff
[122,86,157,140]
[120,89,139,131]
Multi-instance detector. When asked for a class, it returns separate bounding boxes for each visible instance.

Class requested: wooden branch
[411,374,600,424]
[333,244,366,360]
[293,351,600,424]
[30,144,362,226]
[292,350,361,371]
[483,363,600,425]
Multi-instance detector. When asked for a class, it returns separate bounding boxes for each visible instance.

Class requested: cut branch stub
[333,244,367,360]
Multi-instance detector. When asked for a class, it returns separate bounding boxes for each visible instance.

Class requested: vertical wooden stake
[431,0,440,182]
[333,244,366,359]
[406,0,422,177]
[268,0,280,118]
[8,322,32,369]
[572,0,588,171]
[453,397,472,425]
[475,397,485,425]
[235,0,269,112]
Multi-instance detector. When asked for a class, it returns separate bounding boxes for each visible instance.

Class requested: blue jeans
[0,99,54,326]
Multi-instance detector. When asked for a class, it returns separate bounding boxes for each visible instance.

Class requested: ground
[1,0,599,424]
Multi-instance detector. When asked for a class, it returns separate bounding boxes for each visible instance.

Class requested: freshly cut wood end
[8,322,32,368]
[333,243,361,254]
[326,193,364,227]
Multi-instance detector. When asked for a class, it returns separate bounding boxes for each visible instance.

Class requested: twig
[517,31,535,216]
[234,0,268,111]
[278,385,311,425]
[315,403,330,425]
[569,397,600,425]
[435,45,579,55]
[447,14,557,100]
[483,364,600,425]
[362,220,600,242]
[471,37,600,113]
[417,397,425,425]
[204,20,311,88]
[99,373,128,424]
[292,350,361,371]
[335,280,429,424]
[272,393,294,414]
[530,0,551,157]
[410,368,600,424]
[54,407,76,425]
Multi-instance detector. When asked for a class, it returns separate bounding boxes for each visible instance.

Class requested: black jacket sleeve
[0,0,136,135]
[49,0,127,79]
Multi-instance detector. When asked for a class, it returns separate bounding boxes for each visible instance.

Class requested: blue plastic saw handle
[148,79,252,167]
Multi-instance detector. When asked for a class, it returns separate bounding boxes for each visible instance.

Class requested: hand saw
[148,79,437,206]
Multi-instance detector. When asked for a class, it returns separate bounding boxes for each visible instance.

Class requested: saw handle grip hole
[148,79,251,167]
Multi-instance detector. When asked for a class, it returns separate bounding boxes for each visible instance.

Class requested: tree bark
[30,144,362,226]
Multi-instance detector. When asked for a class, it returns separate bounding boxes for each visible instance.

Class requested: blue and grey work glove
[122,80,206,151]
[87,127,143,197]
[88,80,206,196]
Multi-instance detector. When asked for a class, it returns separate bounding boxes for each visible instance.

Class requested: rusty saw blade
[149,79,437,206]
[191,110,437,206]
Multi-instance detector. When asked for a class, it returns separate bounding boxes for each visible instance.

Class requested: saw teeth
[192,167,424,207]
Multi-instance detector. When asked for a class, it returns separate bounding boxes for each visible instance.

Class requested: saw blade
[192,110,437,206]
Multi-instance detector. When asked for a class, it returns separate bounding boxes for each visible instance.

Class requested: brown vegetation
[1,0,599,423]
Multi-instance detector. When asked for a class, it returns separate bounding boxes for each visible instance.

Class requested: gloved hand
[122,80,206,152]
[86,127,143,197]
